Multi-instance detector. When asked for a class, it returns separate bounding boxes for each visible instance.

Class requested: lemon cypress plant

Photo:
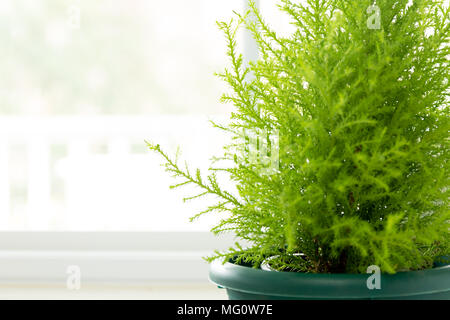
[148,0,449,274]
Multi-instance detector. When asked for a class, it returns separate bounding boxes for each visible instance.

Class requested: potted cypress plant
[148,0,449,299]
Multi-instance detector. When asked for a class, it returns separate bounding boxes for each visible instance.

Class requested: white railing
[0,115,229,231]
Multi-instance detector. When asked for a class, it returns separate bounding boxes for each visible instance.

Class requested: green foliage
[148,0,449,274]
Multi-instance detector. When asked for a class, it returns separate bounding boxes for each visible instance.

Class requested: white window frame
[0,0,259,284]
[0,232,238,283]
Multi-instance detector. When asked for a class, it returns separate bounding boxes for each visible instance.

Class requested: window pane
[0,0,244,231]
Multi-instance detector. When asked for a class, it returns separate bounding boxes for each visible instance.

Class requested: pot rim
[209,259,450,299]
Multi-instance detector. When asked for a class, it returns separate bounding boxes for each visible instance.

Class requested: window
[0,0,245,231]
[0,0,297,283]
[0,1,293,232]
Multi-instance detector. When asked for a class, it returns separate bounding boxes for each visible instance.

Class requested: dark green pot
[209,259,450,300]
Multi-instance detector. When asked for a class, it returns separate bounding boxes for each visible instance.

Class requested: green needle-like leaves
[149,0,449,274]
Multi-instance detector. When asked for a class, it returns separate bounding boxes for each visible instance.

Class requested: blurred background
[0,0,293,299]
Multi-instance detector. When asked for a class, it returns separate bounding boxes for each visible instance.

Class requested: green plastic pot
[209,259,450,300]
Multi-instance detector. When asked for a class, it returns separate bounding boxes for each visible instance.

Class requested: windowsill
[0,282,227,300]
[0,249,212,282]
[0,232,240,283]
